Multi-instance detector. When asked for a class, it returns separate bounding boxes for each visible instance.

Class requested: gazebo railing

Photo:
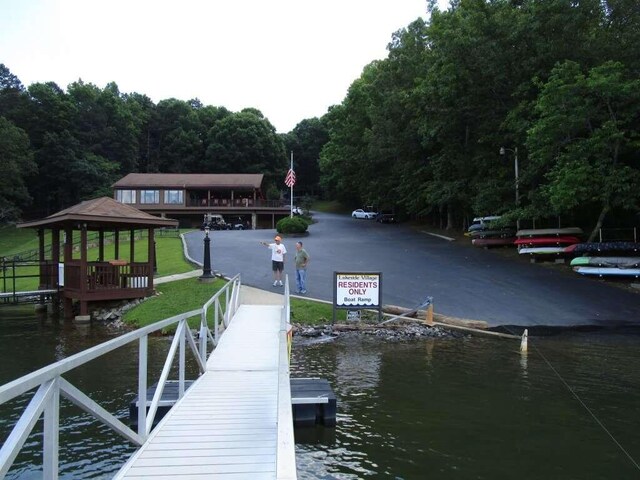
[0,274,241,479]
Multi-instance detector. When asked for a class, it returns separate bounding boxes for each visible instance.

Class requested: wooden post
[38,228,45,289]
[425,303,434,326]
[148,228,155,289]
[114,229,120,260]
[98,230,104,262]
[63,226,73,319]
[78,224,89,318]
[130,228,135,264]
[52,229,60,288]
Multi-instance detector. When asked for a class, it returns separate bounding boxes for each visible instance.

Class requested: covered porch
[18,197,178,320]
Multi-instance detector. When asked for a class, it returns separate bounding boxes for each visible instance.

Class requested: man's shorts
[272,260,284,272]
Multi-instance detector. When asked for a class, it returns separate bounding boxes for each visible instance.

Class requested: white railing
[276,275,297,479]
[0,274,241,479]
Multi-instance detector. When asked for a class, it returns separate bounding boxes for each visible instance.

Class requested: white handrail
[0,274,241,478]
[276,275,297,479]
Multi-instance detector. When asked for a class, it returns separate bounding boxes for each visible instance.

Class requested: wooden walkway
[114,304,296,479]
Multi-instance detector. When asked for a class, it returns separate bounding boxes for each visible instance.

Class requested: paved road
[184,212,640,328]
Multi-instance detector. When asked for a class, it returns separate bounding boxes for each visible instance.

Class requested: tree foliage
[2,0,640,232]
[318,0,640,231]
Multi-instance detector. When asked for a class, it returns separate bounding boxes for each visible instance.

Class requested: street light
[199,226,215,282]
[500,146,519,229]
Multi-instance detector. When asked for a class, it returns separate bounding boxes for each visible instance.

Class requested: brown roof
[18,197,179,230]
[112,173,264,189]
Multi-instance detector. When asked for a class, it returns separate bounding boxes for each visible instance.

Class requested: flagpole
[290,151,294,218]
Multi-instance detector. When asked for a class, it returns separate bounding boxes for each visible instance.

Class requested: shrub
[276,216,308,234]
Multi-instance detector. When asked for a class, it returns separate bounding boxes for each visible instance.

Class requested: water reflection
[292,333,640,480]
[2,307,640,479]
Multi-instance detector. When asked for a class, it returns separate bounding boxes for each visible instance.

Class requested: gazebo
[18,197,178,320]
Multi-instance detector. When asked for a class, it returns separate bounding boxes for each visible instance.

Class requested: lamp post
[199,226,215,282]
[500,146,519,230]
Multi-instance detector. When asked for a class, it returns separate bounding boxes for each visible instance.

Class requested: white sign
[335,273,380,307]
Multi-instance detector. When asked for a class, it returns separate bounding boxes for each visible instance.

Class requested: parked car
[352,208,377,219]
[291,206,303,215]
[201,213,232,230]
[376,211,396,223]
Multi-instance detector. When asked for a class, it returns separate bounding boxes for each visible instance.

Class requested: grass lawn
[122,276,345,330]
[122,277,227,331]
[0,225,41,258]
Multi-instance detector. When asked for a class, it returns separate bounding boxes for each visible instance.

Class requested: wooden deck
[114,304,296,479]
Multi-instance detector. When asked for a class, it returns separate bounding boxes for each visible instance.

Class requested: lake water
[1,307,639,479]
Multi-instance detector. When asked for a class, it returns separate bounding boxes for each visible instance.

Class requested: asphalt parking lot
[184,212,640,329]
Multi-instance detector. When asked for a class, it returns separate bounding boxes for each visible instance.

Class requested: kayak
[566,242,640,254]
[516,227,583,237]
[469,229,516,239]
[472,237,516,247]
[570,256,640,268]
[518,246,565,255]
[574,266,640,277]
[514,236,580,246]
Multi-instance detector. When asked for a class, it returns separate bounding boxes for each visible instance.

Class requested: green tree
[285,118,328,197]
[0,117,36,221]
[205,110,287,187]
[527,60,640,240]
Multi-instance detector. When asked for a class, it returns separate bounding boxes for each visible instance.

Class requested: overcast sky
[1,0,449,133]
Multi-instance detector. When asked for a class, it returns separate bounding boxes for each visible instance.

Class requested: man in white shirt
[260,235,287,286]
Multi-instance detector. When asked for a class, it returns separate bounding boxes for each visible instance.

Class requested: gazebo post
[77,224,90,322]
[148,227,155,289]
[114,228,120,260]
[37,228,45,288]
[63,227,73,319]
[52,229,60,288]
[51,228,61,314]
[98,230,104,262]
[130,228,135,264]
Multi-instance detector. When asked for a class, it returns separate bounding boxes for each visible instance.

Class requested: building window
[164,190,184,205]
[116,190,136,204]
[140,190,160,204]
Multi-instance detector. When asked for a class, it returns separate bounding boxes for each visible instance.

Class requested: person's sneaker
[294,290,300,294]
[273,281,278,286]
[300,290,307,294]
[278,280,283,286]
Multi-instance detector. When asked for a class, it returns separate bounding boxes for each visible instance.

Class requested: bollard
[425,296,434,326]
[520,329,528,354]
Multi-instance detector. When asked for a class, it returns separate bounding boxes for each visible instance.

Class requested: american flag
[285,168,296,187]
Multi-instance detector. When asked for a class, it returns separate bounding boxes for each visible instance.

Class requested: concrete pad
[241,285,283,305]
[155,269,202,284]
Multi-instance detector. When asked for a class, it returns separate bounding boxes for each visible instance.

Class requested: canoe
[516,227,583,237]
[514,236,580,246]
[570,256,640,268]
[574,266,640,277]
[518,246,565,255]
[472,237,516,247]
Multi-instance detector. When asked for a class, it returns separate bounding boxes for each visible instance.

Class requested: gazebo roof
[18,197,179,230]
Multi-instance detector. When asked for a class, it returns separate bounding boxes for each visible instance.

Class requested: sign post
[333,272,382,323]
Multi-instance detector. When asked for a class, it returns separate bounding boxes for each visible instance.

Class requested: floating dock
[131,378,336,429]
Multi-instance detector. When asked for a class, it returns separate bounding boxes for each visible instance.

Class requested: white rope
[512,326,640,472]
